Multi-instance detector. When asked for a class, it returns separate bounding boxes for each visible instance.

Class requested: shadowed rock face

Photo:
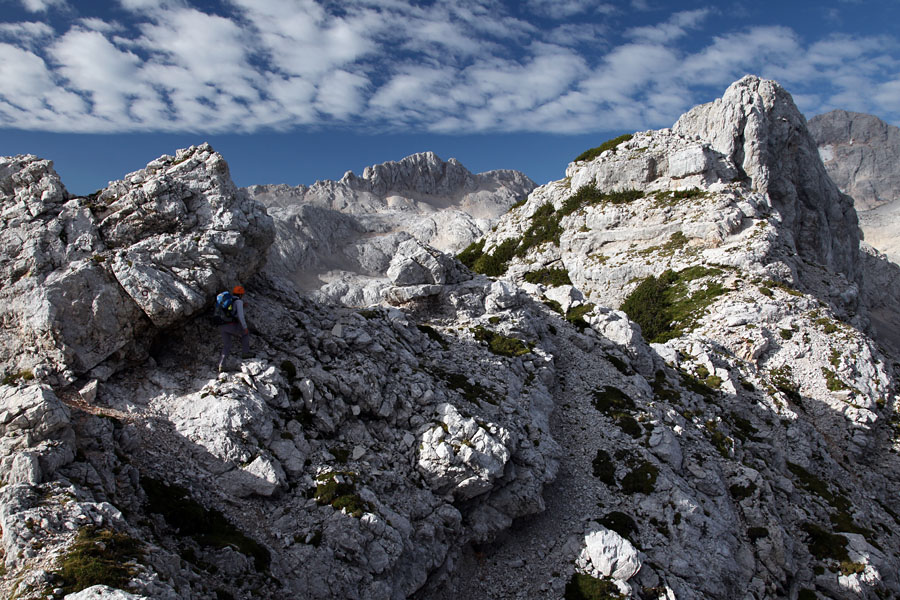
[809,110,900,266]
[809,110,900,211]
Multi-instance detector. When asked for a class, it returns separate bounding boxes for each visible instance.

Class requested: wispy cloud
[19,0,68,12]
[0,1,898,134]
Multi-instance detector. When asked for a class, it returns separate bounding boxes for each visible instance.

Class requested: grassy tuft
[57,526,142,594]
[564,573,627,600]
[574,134,634,163]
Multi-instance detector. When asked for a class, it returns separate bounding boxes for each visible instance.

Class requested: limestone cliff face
[673,76,861,286]
[0,144,274,382]
[809,109,900,211]
[809,110,900,266]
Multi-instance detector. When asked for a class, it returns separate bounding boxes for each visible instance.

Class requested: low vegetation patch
[592,449,616,485]
[314,471,373,519]
[653,188,707,206]
[787,463,851,512]
[473,325,531,357]
[523,267,572,287]
[56,526,142,594]
[620,460,659,495]
[598,511,639,542]
[821,367,853,393]
[427,364,499,405]
[770,365,802,404]
[565,303,595,331]
[565,573,627,600]
[1,370,35,386]
[620,267,725,343]
[417,324,449,350]
[592,386,641,436]
[574,134,634,163]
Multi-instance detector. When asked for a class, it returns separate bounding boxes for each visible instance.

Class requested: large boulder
[0,144,274,381]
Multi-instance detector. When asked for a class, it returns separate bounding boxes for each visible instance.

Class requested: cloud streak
[0,0,898,134]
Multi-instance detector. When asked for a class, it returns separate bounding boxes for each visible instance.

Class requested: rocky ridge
[809,110,900,266]
[0,75,899,600]
[245,151,535,306]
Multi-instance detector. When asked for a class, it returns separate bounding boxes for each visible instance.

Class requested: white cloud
[315,70,370,119]
[0,2,899,135]
[0,21,54,45]
[627,8,711,44]
[524,0,616,19]
[20,0,67,12]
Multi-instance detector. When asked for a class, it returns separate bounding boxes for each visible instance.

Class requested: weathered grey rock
[64,585,149,600]
[576,527,641,582]
[809,110,900,266]
[809,110,900,211]
[418,403,513,501]
[674,75,861,284]
[248,152,534,304]
[0,144,274,380]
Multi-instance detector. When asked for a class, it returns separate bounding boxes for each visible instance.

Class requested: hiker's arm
[236,300,248,331]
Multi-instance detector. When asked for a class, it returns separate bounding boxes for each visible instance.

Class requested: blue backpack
[213,291,237,324]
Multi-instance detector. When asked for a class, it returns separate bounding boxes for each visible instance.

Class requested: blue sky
[0,0,898,195]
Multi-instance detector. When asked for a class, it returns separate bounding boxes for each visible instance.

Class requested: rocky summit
[1,75,899,600]
[809,110,900,266]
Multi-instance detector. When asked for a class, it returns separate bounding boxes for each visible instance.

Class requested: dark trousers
[219,322,249,367]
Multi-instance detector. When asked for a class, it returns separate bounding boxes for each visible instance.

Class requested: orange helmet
[232,285,245,295]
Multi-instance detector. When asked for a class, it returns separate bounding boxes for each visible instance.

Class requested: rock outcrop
[246,151,534,305]
[809,110,900,211]
[809,110,900,265]
[0,144,273,383]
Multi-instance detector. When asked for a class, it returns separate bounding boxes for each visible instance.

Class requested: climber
[217,285,250,372]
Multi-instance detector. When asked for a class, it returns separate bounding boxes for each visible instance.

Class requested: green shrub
[566,303,595,331]
[729,482,756,501]
[516,203,563,255]
[621,461,659,495]
[472,325,531,357]
[797,590,816,600]
[592,386,636,413]
[1,370,35,386]
[523,267,572,287]
[787,463,851,511]
[57,527,142,594]
[427,365,499,405]
[574,134,634,163]
[802,522,849,563]
[472,238,520,276]
[314,471,373,519]
[748,526,769,541]
[457,239,485,269]
[280,360,297,382]
[564,573,627,600]
[418,324,449,349]
[821,367,850,392]
[620,271,677,342]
